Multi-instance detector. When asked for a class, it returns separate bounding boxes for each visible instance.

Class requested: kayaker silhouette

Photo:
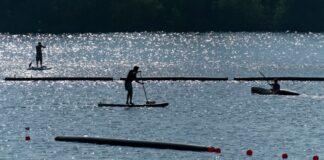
[270,79,280,93]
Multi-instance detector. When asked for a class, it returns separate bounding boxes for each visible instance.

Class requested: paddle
[29,53,35,68]
[139,72,155,104]
[28,60,33,68]
[258,71,271,86]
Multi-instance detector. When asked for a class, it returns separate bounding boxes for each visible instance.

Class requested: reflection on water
[0,32,324,159]
[1,32,324,79]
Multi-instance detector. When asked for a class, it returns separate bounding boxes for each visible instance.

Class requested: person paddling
[36,42,46,68]
[125,66,143,105]
[270,79,280,93]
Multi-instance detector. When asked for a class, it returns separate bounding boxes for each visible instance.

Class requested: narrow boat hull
[27,66,52,70]
[98,102,169,107]
[55,136,220,153]
[251,87,299,96]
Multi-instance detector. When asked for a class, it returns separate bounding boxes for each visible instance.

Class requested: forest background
[0,0,323,33]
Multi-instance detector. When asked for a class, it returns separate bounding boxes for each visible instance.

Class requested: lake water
[1,32,324,159]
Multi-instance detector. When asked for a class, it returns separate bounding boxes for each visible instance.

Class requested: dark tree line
[1,0,324,33]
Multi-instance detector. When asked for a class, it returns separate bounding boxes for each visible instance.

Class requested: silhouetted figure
[36,42,46,68]
[125,66,143,105]
[270,79,280,93]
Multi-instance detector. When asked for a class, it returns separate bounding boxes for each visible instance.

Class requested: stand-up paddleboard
[98,102,169,107]
[27,66,52,70]
[251,87,300,96]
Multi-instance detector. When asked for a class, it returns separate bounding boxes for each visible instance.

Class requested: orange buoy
[313,155,319,160]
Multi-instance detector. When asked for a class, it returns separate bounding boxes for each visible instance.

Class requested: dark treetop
[1,0,324,33]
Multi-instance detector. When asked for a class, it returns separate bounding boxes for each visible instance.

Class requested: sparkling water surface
[1,32,324,159]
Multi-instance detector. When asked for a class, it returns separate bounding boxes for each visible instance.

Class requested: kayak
[98,102,169,107]
[251,87,299,96]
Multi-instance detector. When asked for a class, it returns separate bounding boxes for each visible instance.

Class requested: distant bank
[1,0,324,33]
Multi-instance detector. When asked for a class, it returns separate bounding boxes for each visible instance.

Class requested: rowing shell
[98,102,169,107]
[55,136,220,153]
[251,87,299,96]
[27,66,52,70]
